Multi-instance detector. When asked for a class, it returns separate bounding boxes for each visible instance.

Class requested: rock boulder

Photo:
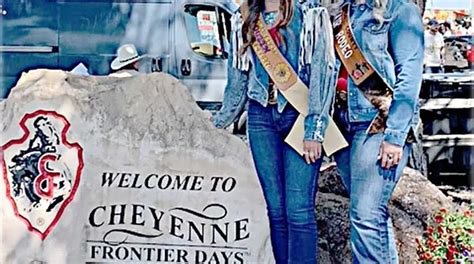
[0,70,273,264]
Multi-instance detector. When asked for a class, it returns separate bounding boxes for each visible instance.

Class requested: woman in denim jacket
[212,0,335,263]
[325,0,424,263]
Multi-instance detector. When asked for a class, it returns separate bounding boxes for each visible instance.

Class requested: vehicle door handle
[181,59,191,76]
[152,57,162,72]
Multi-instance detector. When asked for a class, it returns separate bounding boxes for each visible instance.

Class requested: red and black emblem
[1,110,83,240]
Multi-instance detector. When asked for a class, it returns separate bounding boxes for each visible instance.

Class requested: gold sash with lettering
[242,8,347,156]
[333,4,393,134]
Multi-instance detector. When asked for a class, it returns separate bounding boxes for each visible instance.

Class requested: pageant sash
[333,4,393,134]
[242,8,347,156]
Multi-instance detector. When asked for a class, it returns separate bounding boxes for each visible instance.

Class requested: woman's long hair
[371,0,388,23]
[321,0,388,23]
[240,0,294,54]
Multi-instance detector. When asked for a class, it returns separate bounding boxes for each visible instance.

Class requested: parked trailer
[421,73,474,186]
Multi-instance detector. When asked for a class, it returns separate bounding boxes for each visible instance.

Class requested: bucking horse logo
[1,110,83,240]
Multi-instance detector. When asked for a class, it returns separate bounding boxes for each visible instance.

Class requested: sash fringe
[231,12,251,71]
[231,6,335,73]
[299,6,335,70]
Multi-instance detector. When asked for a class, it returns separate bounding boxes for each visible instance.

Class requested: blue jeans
[247,100,322,264]
[334,109,411,264]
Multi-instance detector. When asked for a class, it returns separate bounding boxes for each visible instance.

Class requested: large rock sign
[0,70,273,264]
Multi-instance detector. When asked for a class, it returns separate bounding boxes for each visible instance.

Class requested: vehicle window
[1,0,58,46]
[184,5,231,59]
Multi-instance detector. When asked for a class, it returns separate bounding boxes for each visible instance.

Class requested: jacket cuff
[212,112,228,129]
[383,128,408,146]
[304,115,327,142]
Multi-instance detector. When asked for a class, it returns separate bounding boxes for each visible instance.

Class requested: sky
[425,0,473,10]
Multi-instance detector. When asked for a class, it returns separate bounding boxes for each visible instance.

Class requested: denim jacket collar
[347,0,394,18]
[348,0,376,8]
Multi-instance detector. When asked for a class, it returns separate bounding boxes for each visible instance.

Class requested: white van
[1,0,238,111]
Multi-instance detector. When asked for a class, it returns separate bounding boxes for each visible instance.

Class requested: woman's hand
[204,110,214,123]
[379,141,403,169]
[303,141,322,164]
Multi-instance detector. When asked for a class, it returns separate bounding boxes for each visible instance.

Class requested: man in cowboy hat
[109,44,145,78]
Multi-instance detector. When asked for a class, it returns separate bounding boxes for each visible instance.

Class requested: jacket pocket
[363,18,390,34]
[361,19,390,52]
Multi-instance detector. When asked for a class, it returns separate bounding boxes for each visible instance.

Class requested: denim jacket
[212,2,336,142]
[337,0,425,146]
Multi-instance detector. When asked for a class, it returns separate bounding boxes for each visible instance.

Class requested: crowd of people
[426,17,473,37]
[423,16,472,73]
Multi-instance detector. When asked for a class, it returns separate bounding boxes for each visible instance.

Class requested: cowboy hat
[110,44,144,70]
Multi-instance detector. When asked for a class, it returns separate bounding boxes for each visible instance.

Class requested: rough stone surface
[317,247,333,264]
[316,193,351,264]
[0,70,273,263]
[391,168,455,222]
[317,165,348,197]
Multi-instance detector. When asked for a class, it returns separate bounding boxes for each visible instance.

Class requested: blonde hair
[371,0,388,23]
[321,0,388,23]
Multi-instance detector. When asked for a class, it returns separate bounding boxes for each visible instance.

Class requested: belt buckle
[268,83,278,105]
